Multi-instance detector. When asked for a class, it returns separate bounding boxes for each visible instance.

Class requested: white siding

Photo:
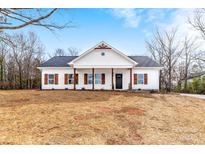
[77,68,112,90]
[41,67,160,90]
[73,49,134,68]
[41,68,74,90]
[132,68,160,90]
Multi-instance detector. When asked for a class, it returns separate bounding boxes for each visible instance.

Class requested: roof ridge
[39,54,162,68]
[129,55,149,57]
[54,55,78,57]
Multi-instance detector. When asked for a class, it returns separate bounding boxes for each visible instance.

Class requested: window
[65,74,78,85]
[101,52,105,56]
[68,74,74,84]
[137,74,144,84]
[95,74,101,84]
[88,74,93,84]
[48,74,54,84]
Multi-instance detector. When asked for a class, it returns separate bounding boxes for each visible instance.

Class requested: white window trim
[88,74,93,84]
[48,74,54,85]
[68,74,74,84]
[95,74,102,84]
[137,74,144,84]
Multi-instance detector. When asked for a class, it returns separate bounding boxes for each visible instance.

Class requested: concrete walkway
[180,93,205,100]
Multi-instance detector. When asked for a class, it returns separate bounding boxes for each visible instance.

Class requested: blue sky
[7,8,194,57]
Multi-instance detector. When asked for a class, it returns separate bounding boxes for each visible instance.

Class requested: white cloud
[145,9,166,23]
[161,9,195,36]
[109,8,205,50]
[155,9,205,50]
[108,9,176,29]
[154,9,199,38]
[109,9,140,28]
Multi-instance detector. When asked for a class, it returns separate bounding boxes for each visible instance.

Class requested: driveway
[180,93,205,100]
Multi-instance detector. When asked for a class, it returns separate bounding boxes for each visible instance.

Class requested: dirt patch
[106,134,129,145]
[9,98,30,103]
[115,107,145,115]
[74,113,101,121]
[0,142,16,145]
[46,126,61,132]
[96,106,113,113]
[74,106,145,121]
[136,93,155,98]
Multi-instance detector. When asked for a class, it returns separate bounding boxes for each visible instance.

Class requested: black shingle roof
[39,56,162,67]
[40,56,77,67]
[128,56,162,67]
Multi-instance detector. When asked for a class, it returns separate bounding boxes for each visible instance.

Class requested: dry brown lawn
[0,90,205,144]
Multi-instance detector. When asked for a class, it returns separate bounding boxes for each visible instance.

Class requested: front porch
[73,68,133,91]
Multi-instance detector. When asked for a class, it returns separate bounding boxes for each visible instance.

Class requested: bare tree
[0,8,68,31]
[10,33,28,89]
[146,28,183,92]
[54,48,66,56]
[67,47,79,56]
[7,32,44,89]
[188,9,205,62]
[180,37,198,90]
[23,32,44,88]
[188,9,205,40]
[173,62,186,89]
[0,9,74,46]
[146,29,165,90]
[0,40,9,88]
[48,47,79,58]
[6,54,17,89]
[48,48,66,58]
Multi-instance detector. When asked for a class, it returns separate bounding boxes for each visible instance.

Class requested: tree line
[0,8,205,92]
[0,8,75,89]
[0,32,43,89]
[146,9,205,93]
[0,32,79,89]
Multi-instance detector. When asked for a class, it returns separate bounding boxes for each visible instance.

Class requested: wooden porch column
[92,68,94,90]
[74,68,76,90]
[111,68,114,90]
[130,68,132,90]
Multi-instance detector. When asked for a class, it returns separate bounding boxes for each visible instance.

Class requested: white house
[38,41,162,91]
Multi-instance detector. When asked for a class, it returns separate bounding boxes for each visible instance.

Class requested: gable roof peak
[94,41,112,49]
[69,41,138,65]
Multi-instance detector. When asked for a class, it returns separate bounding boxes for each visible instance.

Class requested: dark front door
[115,74,123,89]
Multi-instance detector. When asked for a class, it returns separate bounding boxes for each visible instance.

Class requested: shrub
[198,76,205,94]
[192,78,200,93]
[174,85,182,92]
[81,87,85,90]
[177,76,205,94]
